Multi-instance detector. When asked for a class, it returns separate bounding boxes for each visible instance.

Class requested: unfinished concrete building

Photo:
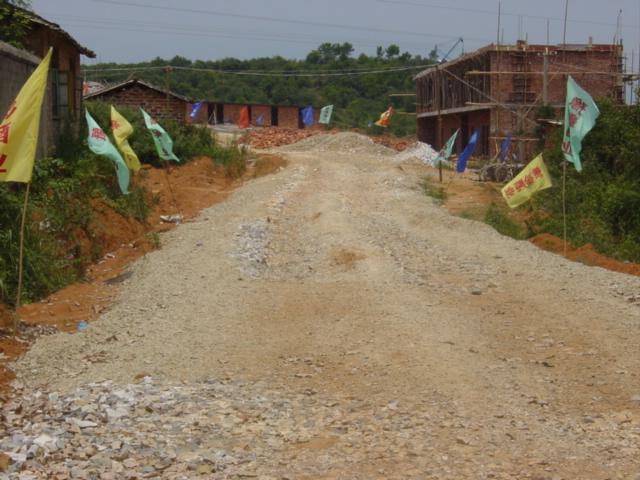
[415,41,624,159]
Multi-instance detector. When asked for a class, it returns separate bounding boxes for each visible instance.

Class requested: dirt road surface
[5,134,640,479]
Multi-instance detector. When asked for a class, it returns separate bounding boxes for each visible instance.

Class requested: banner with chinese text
[86,110,130,194]
[0,48,52,183]
[501,154,552,208]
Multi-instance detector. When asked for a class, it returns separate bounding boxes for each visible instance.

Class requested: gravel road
[5,134,640,479]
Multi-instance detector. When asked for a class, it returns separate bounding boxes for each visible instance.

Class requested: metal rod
[434,65,443,182]
[562,161,568,257]
[562,0,569,47]
[543,49,549,105]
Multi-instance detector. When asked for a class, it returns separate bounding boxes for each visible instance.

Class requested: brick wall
[223,104,244,124]
[187,101,209,124]
[93,84,187,124]
[24,26,86,139]
[278,106,300,129]
[251,105,271,126]
[489,46,622,158]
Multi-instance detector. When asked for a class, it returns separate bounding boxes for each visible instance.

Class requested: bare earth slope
[6,135,640,479]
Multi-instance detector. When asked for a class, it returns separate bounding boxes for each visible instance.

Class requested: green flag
[562,76,599,172]
[141,108,180,162]
[85,110,129,195]
[319,105,334,125]
[434,129,459,165]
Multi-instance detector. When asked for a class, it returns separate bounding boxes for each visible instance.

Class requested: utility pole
[543,48,549,105]
[435,64,443,183]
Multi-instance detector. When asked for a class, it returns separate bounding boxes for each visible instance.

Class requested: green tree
[0,0,32,48]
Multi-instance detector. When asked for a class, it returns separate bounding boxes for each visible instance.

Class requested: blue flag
[256,114,265,126]
[499,132,512,163]
[302,105,314,126]
[457,128,480,173]
[189,102,203,120]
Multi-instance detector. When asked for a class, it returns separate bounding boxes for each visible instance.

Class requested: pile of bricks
[370,136,413,152]
[247,127,329,149]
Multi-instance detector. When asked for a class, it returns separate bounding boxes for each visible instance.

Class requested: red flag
[238,106,250,129]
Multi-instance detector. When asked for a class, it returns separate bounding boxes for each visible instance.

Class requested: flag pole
[14,182,31,331]
[562,161,568,257]
[161,160,182,219]
[562,0,569,257]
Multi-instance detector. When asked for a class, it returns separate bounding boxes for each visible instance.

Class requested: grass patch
[145,232,161,249]
[212,143,248,179]
[484,202,527,240]
[420,178,448,205]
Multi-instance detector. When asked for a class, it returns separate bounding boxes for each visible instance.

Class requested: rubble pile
[394,141,440,165]
[371,136,412,152]
[247,127,328,149]
[279,132,395,156]
[0,377,439,479]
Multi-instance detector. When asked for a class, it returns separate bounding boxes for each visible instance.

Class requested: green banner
[319,105,334,125]
[562,76,599,172]
[86,110,129,194]
[141,108,180,162]
[434,129,459,165]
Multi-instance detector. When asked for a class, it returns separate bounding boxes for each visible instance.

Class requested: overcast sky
[32,0,640,66]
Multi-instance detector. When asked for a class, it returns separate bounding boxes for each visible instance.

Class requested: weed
[420,178,448,205]
[484,202,526,240]
[212,143,248,179]
[145,232,161,249]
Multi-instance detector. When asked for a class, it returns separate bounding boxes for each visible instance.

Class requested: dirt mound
[279,132,395,156]
[530,233,640,276]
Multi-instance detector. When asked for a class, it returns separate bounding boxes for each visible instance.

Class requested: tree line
[84,42,439,136]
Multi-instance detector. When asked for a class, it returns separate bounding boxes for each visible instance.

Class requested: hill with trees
[83,42,438,136]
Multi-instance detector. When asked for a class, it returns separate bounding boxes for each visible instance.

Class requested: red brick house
[84,79,191,123]
[204,103,320,129]
[415,41,623,159]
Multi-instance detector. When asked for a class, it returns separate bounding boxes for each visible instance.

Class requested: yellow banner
[110,106,141,171]
[501,154,553,208]
[0,48,52,183]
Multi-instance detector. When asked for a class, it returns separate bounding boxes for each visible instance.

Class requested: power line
[88,0,479,42]
[43,14,461,51]
[64,23,414,50]
[375,0,640,29]
[82,64,434,77]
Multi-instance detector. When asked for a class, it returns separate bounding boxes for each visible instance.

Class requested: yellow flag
[501,154,553,208]
[110,106,141,171]
[0,48,52,183]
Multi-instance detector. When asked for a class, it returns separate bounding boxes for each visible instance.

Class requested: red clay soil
[530,233,640,276]
[0,155,287,396]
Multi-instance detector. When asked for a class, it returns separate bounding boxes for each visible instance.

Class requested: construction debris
[247,127,328,149]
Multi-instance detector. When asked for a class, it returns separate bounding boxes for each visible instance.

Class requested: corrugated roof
[84,79,191,102]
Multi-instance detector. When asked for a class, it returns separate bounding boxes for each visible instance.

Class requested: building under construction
[415,41,624,159]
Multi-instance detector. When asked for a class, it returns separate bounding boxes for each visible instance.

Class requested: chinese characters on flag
[562,76,599,172]
[501,154,552,208]
[0,49,52,183]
